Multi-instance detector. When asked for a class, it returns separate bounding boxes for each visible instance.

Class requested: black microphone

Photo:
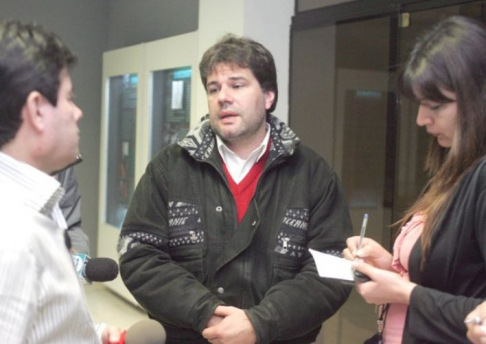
[119,319,166,344]
[51,154,83,175]
[72,253,119,283]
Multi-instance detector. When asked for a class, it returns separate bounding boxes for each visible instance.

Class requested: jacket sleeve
[118,159,224,332]
[406,177,486,343]
[407,286,482,343]
[246,162,353,343]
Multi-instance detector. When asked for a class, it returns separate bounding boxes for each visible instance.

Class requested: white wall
[244,0,294,122]
[195,1,245,124]
[107,0,199,50]
[297,0,355,12]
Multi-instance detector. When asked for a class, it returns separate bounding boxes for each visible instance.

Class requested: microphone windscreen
[124,319,166,344]
[84,257,119,282]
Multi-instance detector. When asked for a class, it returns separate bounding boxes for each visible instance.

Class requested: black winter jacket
[118,115,353,343]
[403,157,486,343]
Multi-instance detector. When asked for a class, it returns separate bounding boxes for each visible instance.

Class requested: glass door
[143,31,198,161]
[98,43,144,306]
[105,73,138,228]
[98,32,198,306]
[150,67,192,158]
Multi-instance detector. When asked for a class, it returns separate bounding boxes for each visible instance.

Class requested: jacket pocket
[272,208,309,283]
[167,200,205,280]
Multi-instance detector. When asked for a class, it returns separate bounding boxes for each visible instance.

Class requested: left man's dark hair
[0,21,77,148]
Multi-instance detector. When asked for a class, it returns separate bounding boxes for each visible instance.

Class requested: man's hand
[202,306,256,344]
[466,301,486,344]
[207,315,224,328]
[101,325,124,344]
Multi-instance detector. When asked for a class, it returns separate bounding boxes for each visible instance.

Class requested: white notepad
[309,248,355,283]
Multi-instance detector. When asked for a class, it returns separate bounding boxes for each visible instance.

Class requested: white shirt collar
[216,123,270,184]
[0,152,66,225]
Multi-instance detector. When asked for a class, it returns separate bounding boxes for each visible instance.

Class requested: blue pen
[355,213,371,282]
[357,213,369,253]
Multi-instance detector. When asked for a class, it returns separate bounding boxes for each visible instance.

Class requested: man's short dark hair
[0,21,77,148]
[199,34,278,114]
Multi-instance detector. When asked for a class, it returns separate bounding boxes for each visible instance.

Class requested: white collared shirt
[0,152,99,343]
[0,152,67,230]
[216,123,271,184]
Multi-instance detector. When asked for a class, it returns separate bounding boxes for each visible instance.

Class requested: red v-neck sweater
[222,146,270,224]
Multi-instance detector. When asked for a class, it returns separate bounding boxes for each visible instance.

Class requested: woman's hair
[398,15,486,266]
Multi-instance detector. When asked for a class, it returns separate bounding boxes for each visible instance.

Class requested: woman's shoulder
[473,156,486,175]
[466,156,486,189]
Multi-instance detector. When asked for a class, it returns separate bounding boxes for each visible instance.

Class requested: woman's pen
[354,213,371,282]
[357,213,369,253]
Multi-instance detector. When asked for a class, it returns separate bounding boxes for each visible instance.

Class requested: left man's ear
[264,91,276,111]
[23,91,49,132]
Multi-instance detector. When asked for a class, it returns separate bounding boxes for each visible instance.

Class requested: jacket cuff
[191,293,225,333]
[246,303,278,344]
[409,284,423,310]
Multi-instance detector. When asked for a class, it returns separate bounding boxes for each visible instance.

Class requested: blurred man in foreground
[0,20,119,343]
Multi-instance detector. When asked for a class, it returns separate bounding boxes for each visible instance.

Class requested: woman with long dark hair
[344,15,486,343]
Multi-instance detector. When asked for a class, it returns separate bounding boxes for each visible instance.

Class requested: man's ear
[23,91,48,132]
[264,90,276,111]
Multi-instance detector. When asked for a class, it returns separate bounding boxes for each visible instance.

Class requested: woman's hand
[343,236,393,271]
[465,301,486,343]
[352,260,416,305]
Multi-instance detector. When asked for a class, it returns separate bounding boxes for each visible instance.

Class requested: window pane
[105,74,138,228]
[151,67,192,158]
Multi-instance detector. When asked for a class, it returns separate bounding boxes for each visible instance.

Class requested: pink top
[382,213,424,344]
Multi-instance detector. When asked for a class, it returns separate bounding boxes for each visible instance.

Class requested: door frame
[292,0,481,31]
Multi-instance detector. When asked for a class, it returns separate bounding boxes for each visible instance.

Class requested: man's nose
[75,104,83,121]
[218,85,233,103]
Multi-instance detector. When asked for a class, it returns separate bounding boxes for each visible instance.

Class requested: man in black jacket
[118,34,353,344]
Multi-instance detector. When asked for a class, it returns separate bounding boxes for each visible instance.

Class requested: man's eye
[208,88,218,94]
[233,84,242,89]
